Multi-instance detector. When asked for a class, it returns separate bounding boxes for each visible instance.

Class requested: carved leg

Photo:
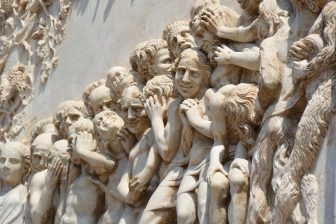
[229,162,249,224]
[98,198,125,224]
[177,174,198,224]
[208,172,229,224]
[273,77,335,223]
[198,180,209,224]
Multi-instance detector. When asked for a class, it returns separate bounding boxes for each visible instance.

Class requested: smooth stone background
[31,0,240,119]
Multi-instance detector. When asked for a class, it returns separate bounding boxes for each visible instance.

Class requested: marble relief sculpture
[0,0,335,223]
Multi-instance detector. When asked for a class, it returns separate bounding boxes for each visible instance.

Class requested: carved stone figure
[273,2,336,223]
[82,79,116,116]
[130,39,172,82]
[53,100,90,139]
[27,139,70,224]
[105,66,137,104]
[118,84,157,223]
[163,20,196,60]
[61,118,105,224]
[0,141,30,224]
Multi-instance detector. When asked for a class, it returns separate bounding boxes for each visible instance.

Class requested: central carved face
[168,25,196,58]
[0,145,24,186]
[94,111,124,141]
[175,57,207,99]
[120,96,148,136]
[88,85,114,114]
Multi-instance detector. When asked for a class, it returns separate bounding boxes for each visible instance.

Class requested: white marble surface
[31,0,240,119]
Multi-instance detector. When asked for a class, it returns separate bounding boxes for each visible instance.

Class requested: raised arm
[74,133,115,171]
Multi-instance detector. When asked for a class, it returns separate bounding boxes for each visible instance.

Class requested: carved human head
[119,85,149,136]
[190,0,220,19]
[163,20,196,59]
[237,0,261,15]
[93,111,124,142]
[106,66,137,102]
[0,142,30,186]
[31,117,57,141]
[54,100,90,138]
[31,133,56,173]
[130,39,172,82]
[82,79,115,116]
[191,5,238,57]
[174,48,212,99]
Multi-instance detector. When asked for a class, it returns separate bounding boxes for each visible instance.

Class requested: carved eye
[69,114,80,122]
[9,158,20,164]
[0,157,5,164]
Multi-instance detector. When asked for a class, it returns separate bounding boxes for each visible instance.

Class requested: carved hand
[117,127,137,153]
[207,161,228,184]
[289,39,314,61]
[200,8,226,37]
[46,158,62,187]
[180,99,201,126]
[130,173,148,193]
[214,45,233,65]
[145,95,166,121]
[75,132,97,152]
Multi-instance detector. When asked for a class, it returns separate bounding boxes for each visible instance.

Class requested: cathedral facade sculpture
[0,0,335,223]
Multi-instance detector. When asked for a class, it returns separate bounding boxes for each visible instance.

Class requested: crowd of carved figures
[0,0,335,223]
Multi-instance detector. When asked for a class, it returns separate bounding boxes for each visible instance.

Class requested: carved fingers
[214,45,233,64]
[207,161,228,184]
[130,175,146,192]
[75,132,97,152]
[180,99,200,122]
[289,39,314,61]
[117,127,136,152]
[145,95,164,120]
[47,158,63,187]
[199,8,221,35]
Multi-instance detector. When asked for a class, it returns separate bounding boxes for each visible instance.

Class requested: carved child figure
[130,39,172,82]
[61,118,105,224]
[75,110,134,224]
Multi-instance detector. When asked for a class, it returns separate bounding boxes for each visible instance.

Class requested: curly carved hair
[0,141,31,184]
[129,39,169,80]
[31,117,57,140]
[143,75,174,99]
[219,83,260,148]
